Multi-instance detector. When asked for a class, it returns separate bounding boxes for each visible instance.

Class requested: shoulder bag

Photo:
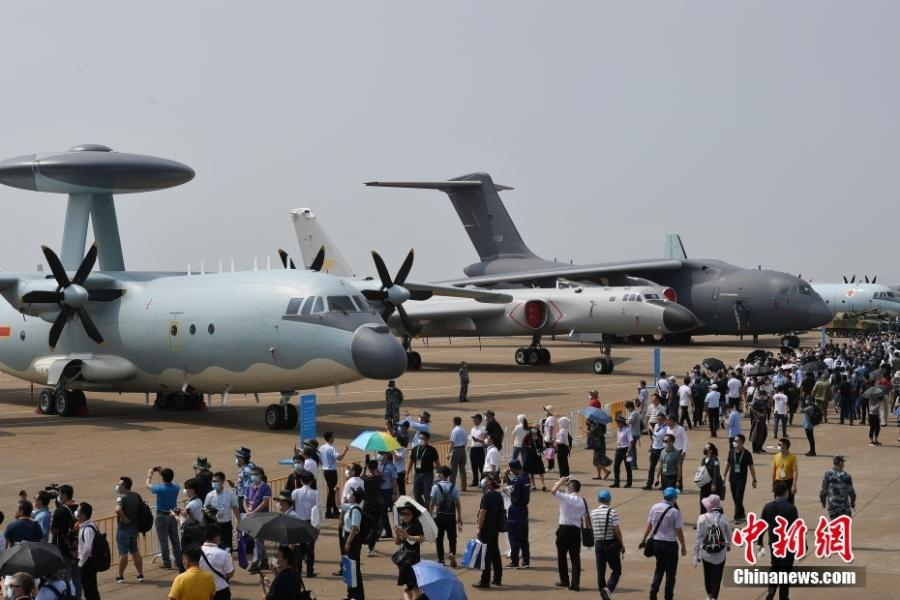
[580,499,594,547]
[643,505,675,558]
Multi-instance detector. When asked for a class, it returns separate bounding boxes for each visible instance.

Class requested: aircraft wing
[387,299,506,326]
[404,282,512,304]
[440,258,685,287]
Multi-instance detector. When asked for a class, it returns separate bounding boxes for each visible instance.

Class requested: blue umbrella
[412,560,467,600]
[581,406,611,424]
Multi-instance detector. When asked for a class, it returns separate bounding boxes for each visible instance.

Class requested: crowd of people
[2,331,896,600]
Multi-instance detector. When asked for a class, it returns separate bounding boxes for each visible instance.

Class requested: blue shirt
[449,426,467,447]
[31,508,50,541]
[237,462,255,498]
[150,482,180,511]
[727,410,742,438]
[380,462,398,491]
[402,417,431,446]
[320,443,339,471]
[510,473,531,507]
[247,482,271,512]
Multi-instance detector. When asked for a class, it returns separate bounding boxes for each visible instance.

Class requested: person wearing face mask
[472,474,504,589]
[244,467,272,574]
[290,471,319,578]
[193,457,214,501]
[234,447,256,512]
[376,452,400,539]
[285,452,309,492]
[205,472,240,552]
[362,461,384,558]
[146,467,184,571]
[723,434,756,524]
[333,464,365,578]
[179,478,206,550]
[407,431,440,508]
[4,573,34,600]
[113,476,145,583]
[319,432,349,519]
[554,417,572,478]
[697,443,725,518]
[772,438,798,504]
[75,502,100,600]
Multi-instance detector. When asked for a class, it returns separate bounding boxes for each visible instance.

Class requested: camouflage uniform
[812,379,832,423]
[819,468,856,519]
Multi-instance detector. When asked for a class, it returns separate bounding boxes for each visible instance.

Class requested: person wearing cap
[772,438,798,504]
[468,414,487,487]
[643,413,669,490]
[484,410,504,451]
[639,487,686,600]
[408,431,440,508]
[401,410,432,447]
[611,416,633,488]
[204,471,240,552]
[550,476,588,591]
[693,494,731,600]
[459,361,470,402]
[503,459,530,569]
[723,434,756,523]
[540,406,557,471]
[385,380,404,430]
[473,474,504,589]
[819,455,856,519]
[394,501,424,599]
[591,490,623,600]
[291,471,319,577]
[234,447,255,514]
[588,389,602,409]
[705,383,722,437]
[448,416,469,491]
[430,466,462,567]
[554,416,572,478]
[275,490,297,517]
[757,481,799,600]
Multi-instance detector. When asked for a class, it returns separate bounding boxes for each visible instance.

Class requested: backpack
[810,404,823,426]
[45,581,78,600]
[350,505,376,540]
[137,501,154,534]
[435,483,456,516]
[82,525,111,572]
[701,517,726,553]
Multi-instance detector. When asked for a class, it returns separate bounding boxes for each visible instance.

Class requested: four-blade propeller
[21,244,125,349]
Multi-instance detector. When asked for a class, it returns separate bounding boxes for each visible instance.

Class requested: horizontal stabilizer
[366,180,513,192]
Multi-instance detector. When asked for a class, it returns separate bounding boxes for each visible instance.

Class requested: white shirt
[512,424,527,448]
[341,476,364,504]
[303,458,318,478]
[77,520,96,567]
[727,378,743,398]
[320,443,339,471]
[542,415,557,443]
[705,391,721,409]
[555,427,570,446]
[200,542,234,591]
[484,446,501,472]
[185,497,204,524]
[450,426,467,447]
[664,424,689,453]
[291,486,319,522]
[469,424,486,448]
[773,392,788,415]
[678,385,692,407]
[657,378,670,394]
[554,491,587,526]
[204,489,238,523]
[395,447,408,471]
[651,422,668,450]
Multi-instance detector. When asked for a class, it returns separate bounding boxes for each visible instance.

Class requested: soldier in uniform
[819,455,856,519]
[812,373,833,424]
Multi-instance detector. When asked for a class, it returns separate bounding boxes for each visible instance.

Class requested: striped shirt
[646,404,663,430]
[590,505,619,541]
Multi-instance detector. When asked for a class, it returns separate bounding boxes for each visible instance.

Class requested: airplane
[288,209,700,374]
[0,144,418,430]
[365,173,833,348]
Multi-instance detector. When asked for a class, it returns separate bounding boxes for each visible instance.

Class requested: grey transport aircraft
[366,173,833,348]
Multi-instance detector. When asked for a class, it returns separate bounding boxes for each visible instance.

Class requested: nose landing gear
[402,335,422,370]
[264,390,299,430]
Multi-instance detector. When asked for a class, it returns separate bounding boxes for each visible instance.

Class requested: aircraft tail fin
[290,209,355,276]
[663,233,688,260]
[366,173,538,262]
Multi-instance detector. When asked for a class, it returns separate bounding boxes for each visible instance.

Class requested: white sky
[0,2,897,284]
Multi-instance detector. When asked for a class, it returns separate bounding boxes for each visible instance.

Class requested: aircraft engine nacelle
[520,299,549,330]
[8,280,59,317]
[662,287,677,303]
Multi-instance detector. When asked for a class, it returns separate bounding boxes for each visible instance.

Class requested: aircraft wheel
[541,348,551,365]
[265,404,284,430]
[603,356,614,374]
[38,388,56,414]
[406,352,422,370]
[155,393,172,410]
[413,352,422,370]
[283,404,299,429]
[780,335,791,348]
[173,395,188,411]
[788,335,800,348]
[55,390,76,417]
[514,348,527,366]
[593,358,607,375]
[69,390,86,409]
[526,348,541,366]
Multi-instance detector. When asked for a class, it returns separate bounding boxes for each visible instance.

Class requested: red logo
[732,514,854,564]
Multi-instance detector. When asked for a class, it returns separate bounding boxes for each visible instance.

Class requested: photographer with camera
[178,478,206,549]
[205,472,240,552]
[146,466,184,572]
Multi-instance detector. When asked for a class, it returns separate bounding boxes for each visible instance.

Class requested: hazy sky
[0,2,897,284]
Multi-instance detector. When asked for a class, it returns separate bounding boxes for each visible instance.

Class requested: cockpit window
[328,296,357,313]
[312,297,325,314]
[299,297,315,315]
[285,297,304,315]
[354,295,371,311]
[635,295,643,302]
[800,285,812,295]
[644,294,659,300]
[609,296,616,302]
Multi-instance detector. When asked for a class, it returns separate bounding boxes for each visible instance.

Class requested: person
[692,375,709,427]
[511,414,527,462]
[4,501,42,546]
[168,545,215,600]
[244,466,272,574]
[723,434,756,523]
[376,451,399,539]
[448,416,468,491]
[726,371,743,412]
[393,502,424,600]
[838,374,854,425]
[591,490,624,600]
[692,495,731,600]
[473,473,504,589]
[503,460,530,569]
[644,413,669,489]
[625,400,642,469]
[812,372,832,423]
[290,471,319,576]
[868,388,883,445]
[258,546,302,600]
[394,424,410,498]
[677,377,693,429]
[798,397,818,456]
[654,434,681,491]
[180,478,207,549]
[819,455,856,519]
[749,390,769,454]
[587,418,612,480]
[31,491,51,542]
[114,476,145,583]
[49,485,80,598]
[773,385,790,438]
[285,452,308,492]
[467,414,487,489]
[757,482,799,600]
[725,403,742,446]
[199,526,234,600]
[146,467,185,571]
[76,502,100,600]
[234,447,256,513]
[193,457,215,500]
[5,573,35,600]
[697,442,725,516]
[656,372,671,411]
[483,435,501,477]
[663,413,689,489]
[540,405,557,470]
[342,488,365,600]
[361,460,383,558]
[430,466,461,567]
[334,463,365,575]
[484,410,504,450]
[34,568,75,600]
[459,361,470,402]
[639,488,687,600]
[522,422,546,491]
[555,416,573,478]
[550,476,587,591]
[385,380,404,429]
[772,438,798,504]
[705,384,722,437]
[320,432,349,519]
[408,431,440,508]
[611,416,633,488]
[205,472,240,552]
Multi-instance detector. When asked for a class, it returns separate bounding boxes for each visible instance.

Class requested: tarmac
[1,334,898,600]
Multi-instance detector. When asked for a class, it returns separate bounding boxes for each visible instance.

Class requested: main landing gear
[264,390,299,430]
[37,388,87,417]
[780,334,800,348]
[514,336,551,366]
[402,335,422,370]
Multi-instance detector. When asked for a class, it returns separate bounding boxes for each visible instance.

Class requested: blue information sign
[653,347,661,385]
[300,394,317,442]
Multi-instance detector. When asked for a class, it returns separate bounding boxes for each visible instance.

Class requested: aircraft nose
[808,299,832,327]
[663,304,700,333]
[350,324,407,379]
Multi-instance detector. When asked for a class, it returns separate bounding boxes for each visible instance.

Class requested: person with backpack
[113,476,145,583]
[76,502,106,600]
[429,466,461,568]
[692,494,731,600]
[34,569,76,600]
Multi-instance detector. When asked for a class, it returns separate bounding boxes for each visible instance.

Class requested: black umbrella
[862,385,888,399]
[237,513,318,545]
[0,542,67,577]
[746,365,775,377]
[802,360,828,373]
[702,358,725,372]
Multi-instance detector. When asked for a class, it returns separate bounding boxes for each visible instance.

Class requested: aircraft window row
[875,291,897,300]
[287,295,371,316]
[621,294,643,302]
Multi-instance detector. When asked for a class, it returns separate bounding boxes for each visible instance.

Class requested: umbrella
[413,560,467,600]
[351,430,401,452]
[746,350,768,365]
[237,512,318,545]
[702,358,725,372]
[0,542,66,577]
[580,406,611,425]
[862,385,888,399]
[746,365,775,377]
[802,360,828,373]
[393,495,438,542]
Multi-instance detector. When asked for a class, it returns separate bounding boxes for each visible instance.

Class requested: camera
[153,466,161,472]
[44,483,61,499]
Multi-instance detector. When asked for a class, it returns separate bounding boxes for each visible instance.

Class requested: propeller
[864,275,877,284]
[361,250,428,335]
[21,244,125,349]
[278,246,325,272]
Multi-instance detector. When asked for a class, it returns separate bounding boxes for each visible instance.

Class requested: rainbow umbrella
[350,430,401,452]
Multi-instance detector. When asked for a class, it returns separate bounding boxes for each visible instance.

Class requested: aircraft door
[733,300,750,332]
[168,320,181,352]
